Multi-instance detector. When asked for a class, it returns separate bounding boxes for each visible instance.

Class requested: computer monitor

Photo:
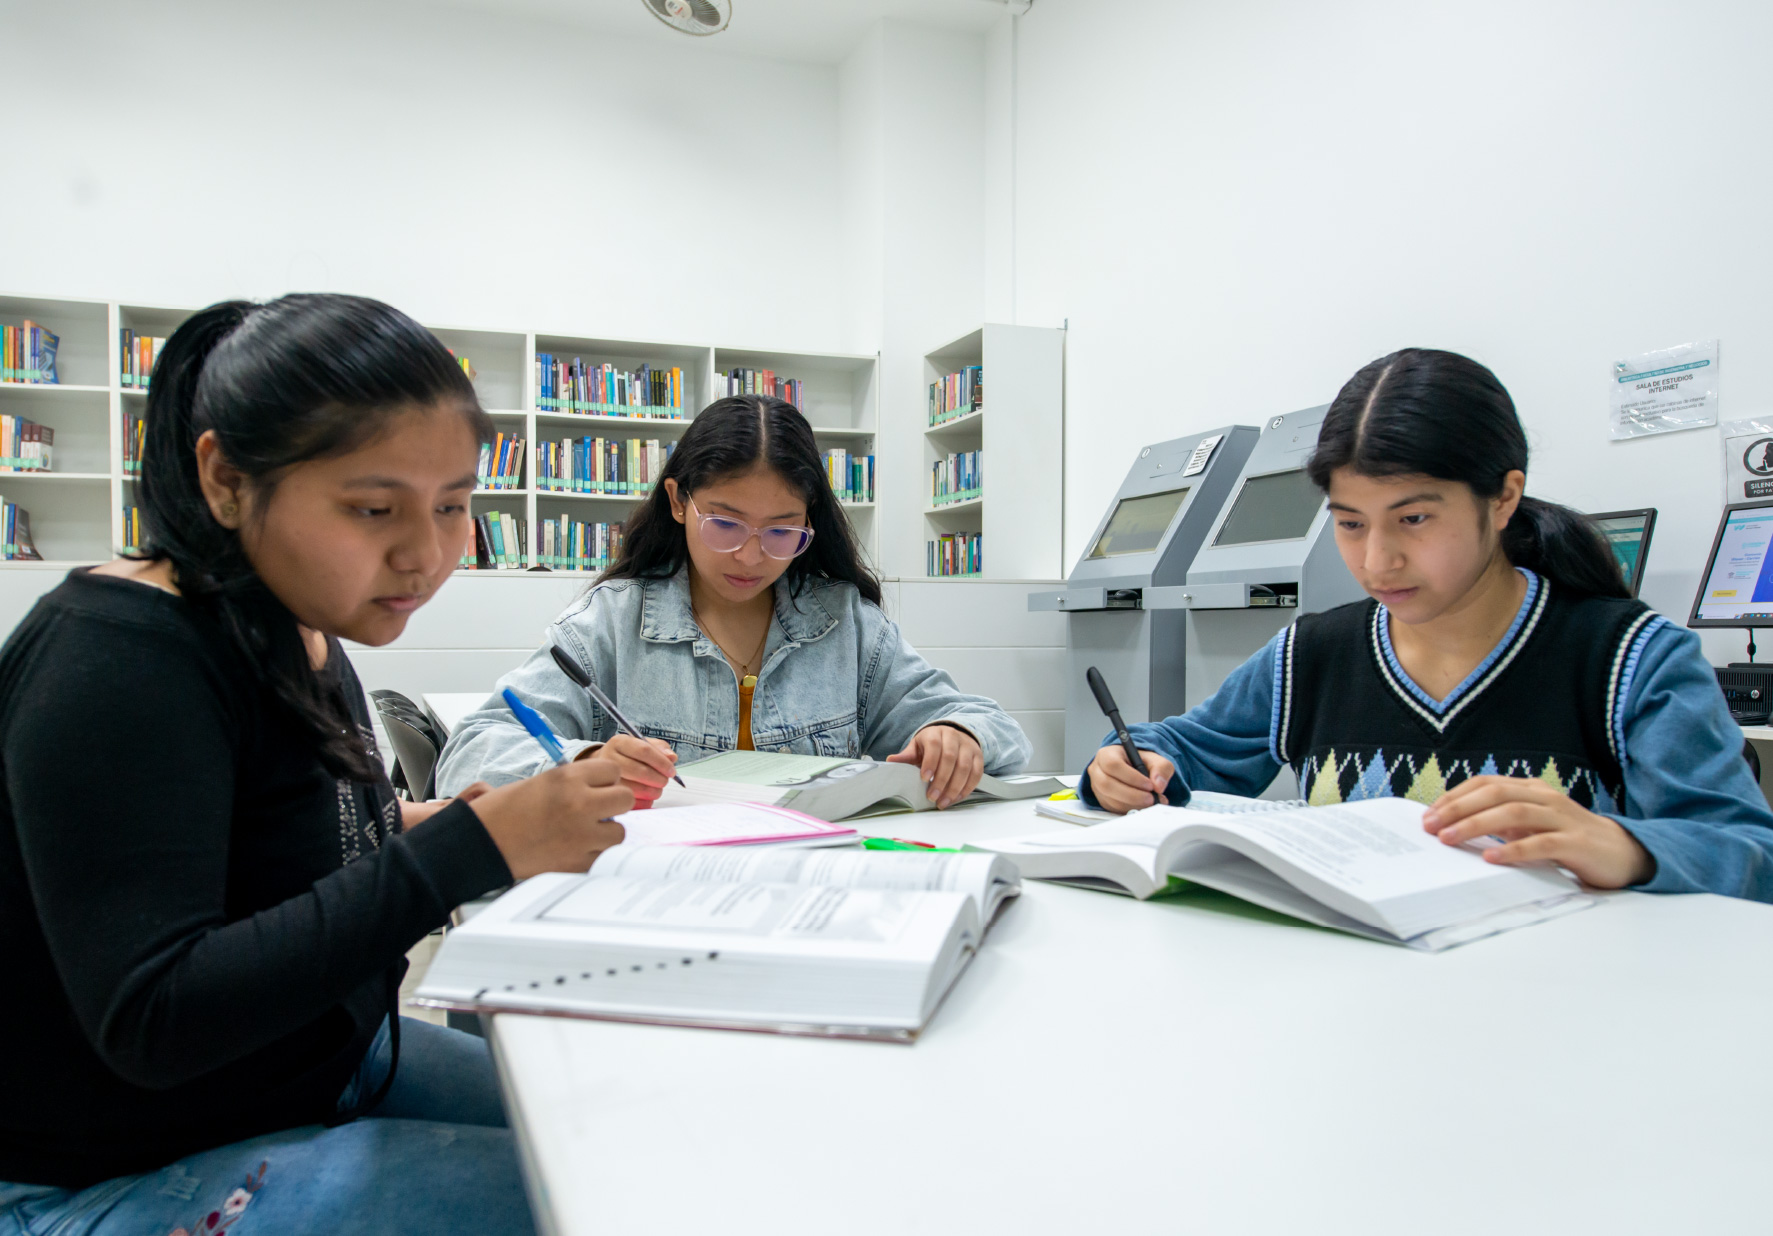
[1587,508,1656,598]
[1688,501,1773,627]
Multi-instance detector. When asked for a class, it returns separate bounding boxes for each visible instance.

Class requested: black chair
[370,690,446,801]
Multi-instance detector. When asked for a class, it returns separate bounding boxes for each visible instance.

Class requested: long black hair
[138,293,491,780]
[1306,348,1628,599]
[601,395,882,606]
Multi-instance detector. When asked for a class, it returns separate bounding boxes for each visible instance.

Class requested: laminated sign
[1609,340,1719,440]
[1723,417,1773,501]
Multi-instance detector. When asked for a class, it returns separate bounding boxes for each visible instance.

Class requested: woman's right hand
[576,734,679,808]
[1086,744,1178,814]
[467,759,633,880]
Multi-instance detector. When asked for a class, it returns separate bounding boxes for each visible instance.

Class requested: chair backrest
[370,690,444,800]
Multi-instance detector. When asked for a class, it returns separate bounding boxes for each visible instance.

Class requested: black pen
[1086,665,1152,779]
[549,643,687,788]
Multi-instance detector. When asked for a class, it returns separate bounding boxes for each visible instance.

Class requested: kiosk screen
[1212,468,1324,546]
[1692,504,1773,623]
[1086,487,1191,558]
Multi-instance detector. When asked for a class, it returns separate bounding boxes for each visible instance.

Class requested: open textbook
[969,796,1593,951]
[415,844,1022,1040]
[655,749,1066,821]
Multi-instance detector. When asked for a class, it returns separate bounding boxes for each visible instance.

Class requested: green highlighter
[862,837,961,853]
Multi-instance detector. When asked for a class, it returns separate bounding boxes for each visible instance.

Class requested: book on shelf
[0,499,43,561]
[122,409,145,476]
[969,796,1595,952]
[656,750,1066,821]
[928,365,980,425]
[536,355,686,419]
[462,512,530,571]
[121,503,144,553]
[930,450,979,506]
[535,436,673,496]
[413,832,1021,1040]
[2,322,59,385]
[823,448,874,504]
[928,532,981,577]
[538,515,626,572]
[716,368,803,407]
[476,432,526,490]
[119,330,165,390]
[0,416,54,473]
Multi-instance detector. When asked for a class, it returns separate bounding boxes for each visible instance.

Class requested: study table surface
[484,798,1773,1236]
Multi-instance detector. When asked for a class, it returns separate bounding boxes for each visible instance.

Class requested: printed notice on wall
[1609,339,1719,440]
[1723,417,1773,501]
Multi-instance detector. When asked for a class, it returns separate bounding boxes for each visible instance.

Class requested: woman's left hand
[1421,775,1655,888]
[886,724,985,809]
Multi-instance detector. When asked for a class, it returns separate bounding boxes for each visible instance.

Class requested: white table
[425,691,495,739]
[487,799,1773,1236]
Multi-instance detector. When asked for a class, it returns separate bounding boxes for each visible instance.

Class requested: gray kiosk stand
[1027,425,1259,773]
[1182,404,1367,718]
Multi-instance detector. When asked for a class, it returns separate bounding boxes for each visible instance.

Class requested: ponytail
[138,294,491,780]
[1307,348,1629,600]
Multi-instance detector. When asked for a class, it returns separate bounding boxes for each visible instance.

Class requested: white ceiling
[419,0,1008,65]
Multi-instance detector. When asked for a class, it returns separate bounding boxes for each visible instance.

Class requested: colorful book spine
[928,366,982,426]
[0,415,55,473]
[476,433,527,490]
[122,409,146,476]
[714,369,805,408]
[534,355,686,419]
[121,503,144,552]
[0,498,43,560]
[930,450,980,506]
[536,516,626,572]
[461,512,530,570]
[119,330,167,390]
[534,437,674,496]
[926,533,981,577]
[822,448,875,504]
[2,321,60,385]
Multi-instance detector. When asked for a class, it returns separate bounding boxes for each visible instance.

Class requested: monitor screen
[1212,468,1325,547]
[1692,504,1773,624]
[1589,510,1654,596]
[1086,487,1191,558]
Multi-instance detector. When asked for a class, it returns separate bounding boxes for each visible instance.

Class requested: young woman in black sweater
[0,295,630,1233]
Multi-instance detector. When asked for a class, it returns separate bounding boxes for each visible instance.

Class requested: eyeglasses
[688,499,815,560]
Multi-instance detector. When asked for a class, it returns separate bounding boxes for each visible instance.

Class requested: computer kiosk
[1179,405,1368,715]
[1028,425,1259,773]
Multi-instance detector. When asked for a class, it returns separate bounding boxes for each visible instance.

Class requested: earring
[220,501,238,520]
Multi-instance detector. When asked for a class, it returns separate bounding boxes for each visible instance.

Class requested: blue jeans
[0,1017,534,1236]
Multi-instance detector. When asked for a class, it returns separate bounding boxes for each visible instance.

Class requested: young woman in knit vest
[1082,347,1773,901]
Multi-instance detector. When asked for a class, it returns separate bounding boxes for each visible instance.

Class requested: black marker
[549,643,687,788]
[1086,665,1152,779]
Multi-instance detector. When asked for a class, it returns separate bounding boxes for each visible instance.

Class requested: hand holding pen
[548,644,684,805]
[1083,666,1178,814]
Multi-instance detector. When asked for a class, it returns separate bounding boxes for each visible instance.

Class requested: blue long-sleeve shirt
[1078,619,1773,902]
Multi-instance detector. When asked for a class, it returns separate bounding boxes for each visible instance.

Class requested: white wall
[0,0,844,351]
[1003,0,1773,663]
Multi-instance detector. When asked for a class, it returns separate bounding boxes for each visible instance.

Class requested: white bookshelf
[918,324,1064,580]
[0,294,879,575]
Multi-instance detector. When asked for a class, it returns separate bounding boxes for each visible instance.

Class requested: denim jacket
[435,571,1032,792]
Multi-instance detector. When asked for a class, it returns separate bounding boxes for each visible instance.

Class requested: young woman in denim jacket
[438,395,1033,809]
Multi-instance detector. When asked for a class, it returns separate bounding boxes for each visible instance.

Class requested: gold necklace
[692,602,770,680]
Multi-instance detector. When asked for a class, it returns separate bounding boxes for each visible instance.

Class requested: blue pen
[503,688,569,767]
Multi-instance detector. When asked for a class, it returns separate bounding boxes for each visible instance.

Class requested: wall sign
[1609,339,1719,440]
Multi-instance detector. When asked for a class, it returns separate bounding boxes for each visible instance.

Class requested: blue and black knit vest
[1276,571,1658,813]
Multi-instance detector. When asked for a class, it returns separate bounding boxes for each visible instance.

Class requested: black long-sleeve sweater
[0,570,511,1187]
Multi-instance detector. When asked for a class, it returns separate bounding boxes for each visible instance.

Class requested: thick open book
[655,750,1066,821]
[969,797,1593,951]
[414,845,1022,1040]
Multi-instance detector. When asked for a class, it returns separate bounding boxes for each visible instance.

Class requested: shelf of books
[0,294,879,578]
[917,324,1064,580]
